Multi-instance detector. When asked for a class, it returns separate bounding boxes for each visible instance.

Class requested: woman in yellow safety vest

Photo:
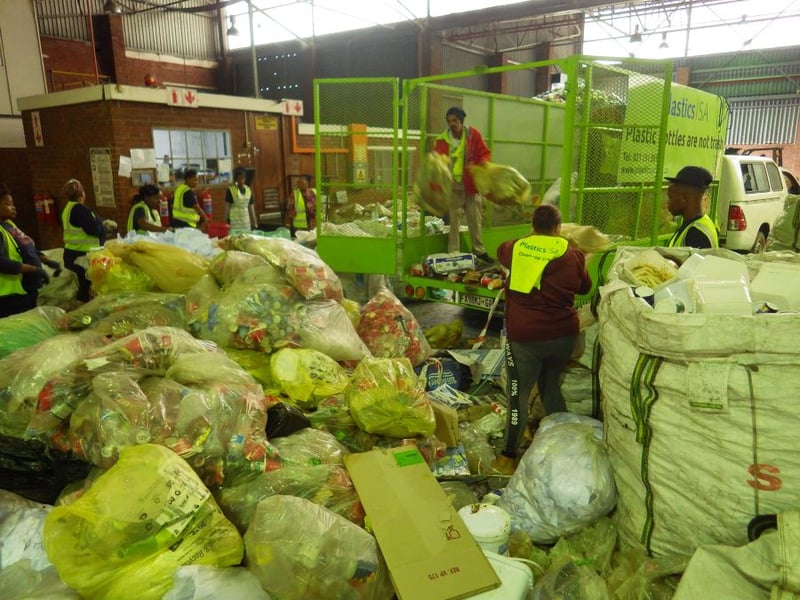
[286,175,316,235]
[127,184,170,234]
[225,167,256,231]
[491,204,592,475]
[0,184,59,317]
[665,165,719,249]
[61,178,107,302]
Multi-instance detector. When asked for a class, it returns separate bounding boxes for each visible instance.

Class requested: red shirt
[433,126,490,196]
[498,237,592,342]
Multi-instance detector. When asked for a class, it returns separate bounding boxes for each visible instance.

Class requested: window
[741,163,770,194]
[153,128,232,187]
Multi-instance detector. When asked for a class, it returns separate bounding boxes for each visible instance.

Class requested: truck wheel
[751,230,768,253]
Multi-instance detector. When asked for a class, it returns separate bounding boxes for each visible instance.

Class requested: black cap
[665,166,713,190]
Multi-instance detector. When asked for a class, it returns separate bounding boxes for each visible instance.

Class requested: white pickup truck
[716,154,787,252]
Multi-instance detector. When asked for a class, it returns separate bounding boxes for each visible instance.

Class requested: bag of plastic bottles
[43,444,244,600]
[244,495,391,600]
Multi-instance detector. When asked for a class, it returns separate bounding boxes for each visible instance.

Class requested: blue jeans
[502,335,577,457]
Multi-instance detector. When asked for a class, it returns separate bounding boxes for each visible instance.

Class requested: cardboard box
[431,400,459,448]
[345,446,500,600]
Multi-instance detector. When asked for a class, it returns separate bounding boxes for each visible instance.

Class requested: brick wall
[0,149,37,243]
[24,100,258,249]
[41,36,219,92]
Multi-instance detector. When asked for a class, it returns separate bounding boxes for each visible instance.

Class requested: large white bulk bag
[599,247,800,557]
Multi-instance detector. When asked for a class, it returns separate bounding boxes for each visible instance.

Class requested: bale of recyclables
[598,246,800,557]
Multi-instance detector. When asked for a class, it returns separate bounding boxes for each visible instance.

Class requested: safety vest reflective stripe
[436,129,466,183]
[228,185,252,203]
[172,184,199,226]
[127,201,160,232]
[62,202,99,251]
[293,189,308,229]
[0,225,26,296]
[508,234,569,293]
[668,213,719,248]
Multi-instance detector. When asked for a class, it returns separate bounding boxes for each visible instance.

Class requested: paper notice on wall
[90,147,116,208]
[130,148,157,169]
[119,156,132,177]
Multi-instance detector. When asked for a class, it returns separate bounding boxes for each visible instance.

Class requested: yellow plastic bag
[345,357,435,438]
[413,152,452,216]
[270,348,350,410]
[87,248,155,295]
[43,444,243,600]
[470,162,532,206]
[107,239,209,294]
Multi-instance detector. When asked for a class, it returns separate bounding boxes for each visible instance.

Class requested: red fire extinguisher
[34,193,57,225]
[199,189,213,219]
[160,192,171,227]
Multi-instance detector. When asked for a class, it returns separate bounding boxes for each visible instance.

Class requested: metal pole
[249,0,258,97]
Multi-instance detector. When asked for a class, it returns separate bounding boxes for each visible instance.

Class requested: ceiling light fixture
[103,0,122,14]
[227,16,240,37]
[629,25,643,44]
[659,32,669,49]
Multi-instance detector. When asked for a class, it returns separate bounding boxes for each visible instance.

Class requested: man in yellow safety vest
[665,165,719,248]
[286,175,316,236]
[491,204,592,475]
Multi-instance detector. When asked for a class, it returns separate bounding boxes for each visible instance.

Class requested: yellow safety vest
[293,188,308,229]
[62,201,99,251]
[172,184,199,227]
[127,200,160,233]
[0,225,26,296]
[508,234,569,293]
[436,129,466,183]
[667,213,719,248]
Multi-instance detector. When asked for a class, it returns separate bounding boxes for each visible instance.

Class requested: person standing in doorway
[225,167,256,231]
[286,175,316,236]
[433,106,492,262]
[492,204,592,475]
[171,168,207,231]
[61,178,106,303]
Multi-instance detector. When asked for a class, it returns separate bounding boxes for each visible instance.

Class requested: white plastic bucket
[457,503,511,556]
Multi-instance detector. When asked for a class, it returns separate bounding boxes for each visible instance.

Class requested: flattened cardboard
[431,400,459,448]
[345,446,500,600]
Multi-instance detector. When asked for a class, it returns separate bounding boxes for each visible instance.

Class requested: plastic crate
[206,222,230,238]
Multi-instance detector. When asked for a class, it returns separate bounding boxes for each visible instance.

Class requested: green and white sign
[618,80,729,183]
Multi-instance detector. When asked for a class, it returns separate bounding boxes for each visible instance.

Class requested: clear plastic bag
[244,495,390,600]
[208,250,269,288]
[187,276,303,353]
[297,300,372,362]
[270,348,350,410]
[216,428,362,532]
[224,235,343,301]
[532,559,612,600]
[162,565,271,600]
[357,286,432,366]
[61,291,185,331]
[0,331,105,438]
[42,444,244,600]
[345,357,435,438]
[27,327,216,440]
[498,417,617,544]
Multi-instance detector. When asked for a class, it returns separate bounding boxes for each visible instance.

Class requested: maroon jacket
[498,238,592,342]
[433,126,490,196]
